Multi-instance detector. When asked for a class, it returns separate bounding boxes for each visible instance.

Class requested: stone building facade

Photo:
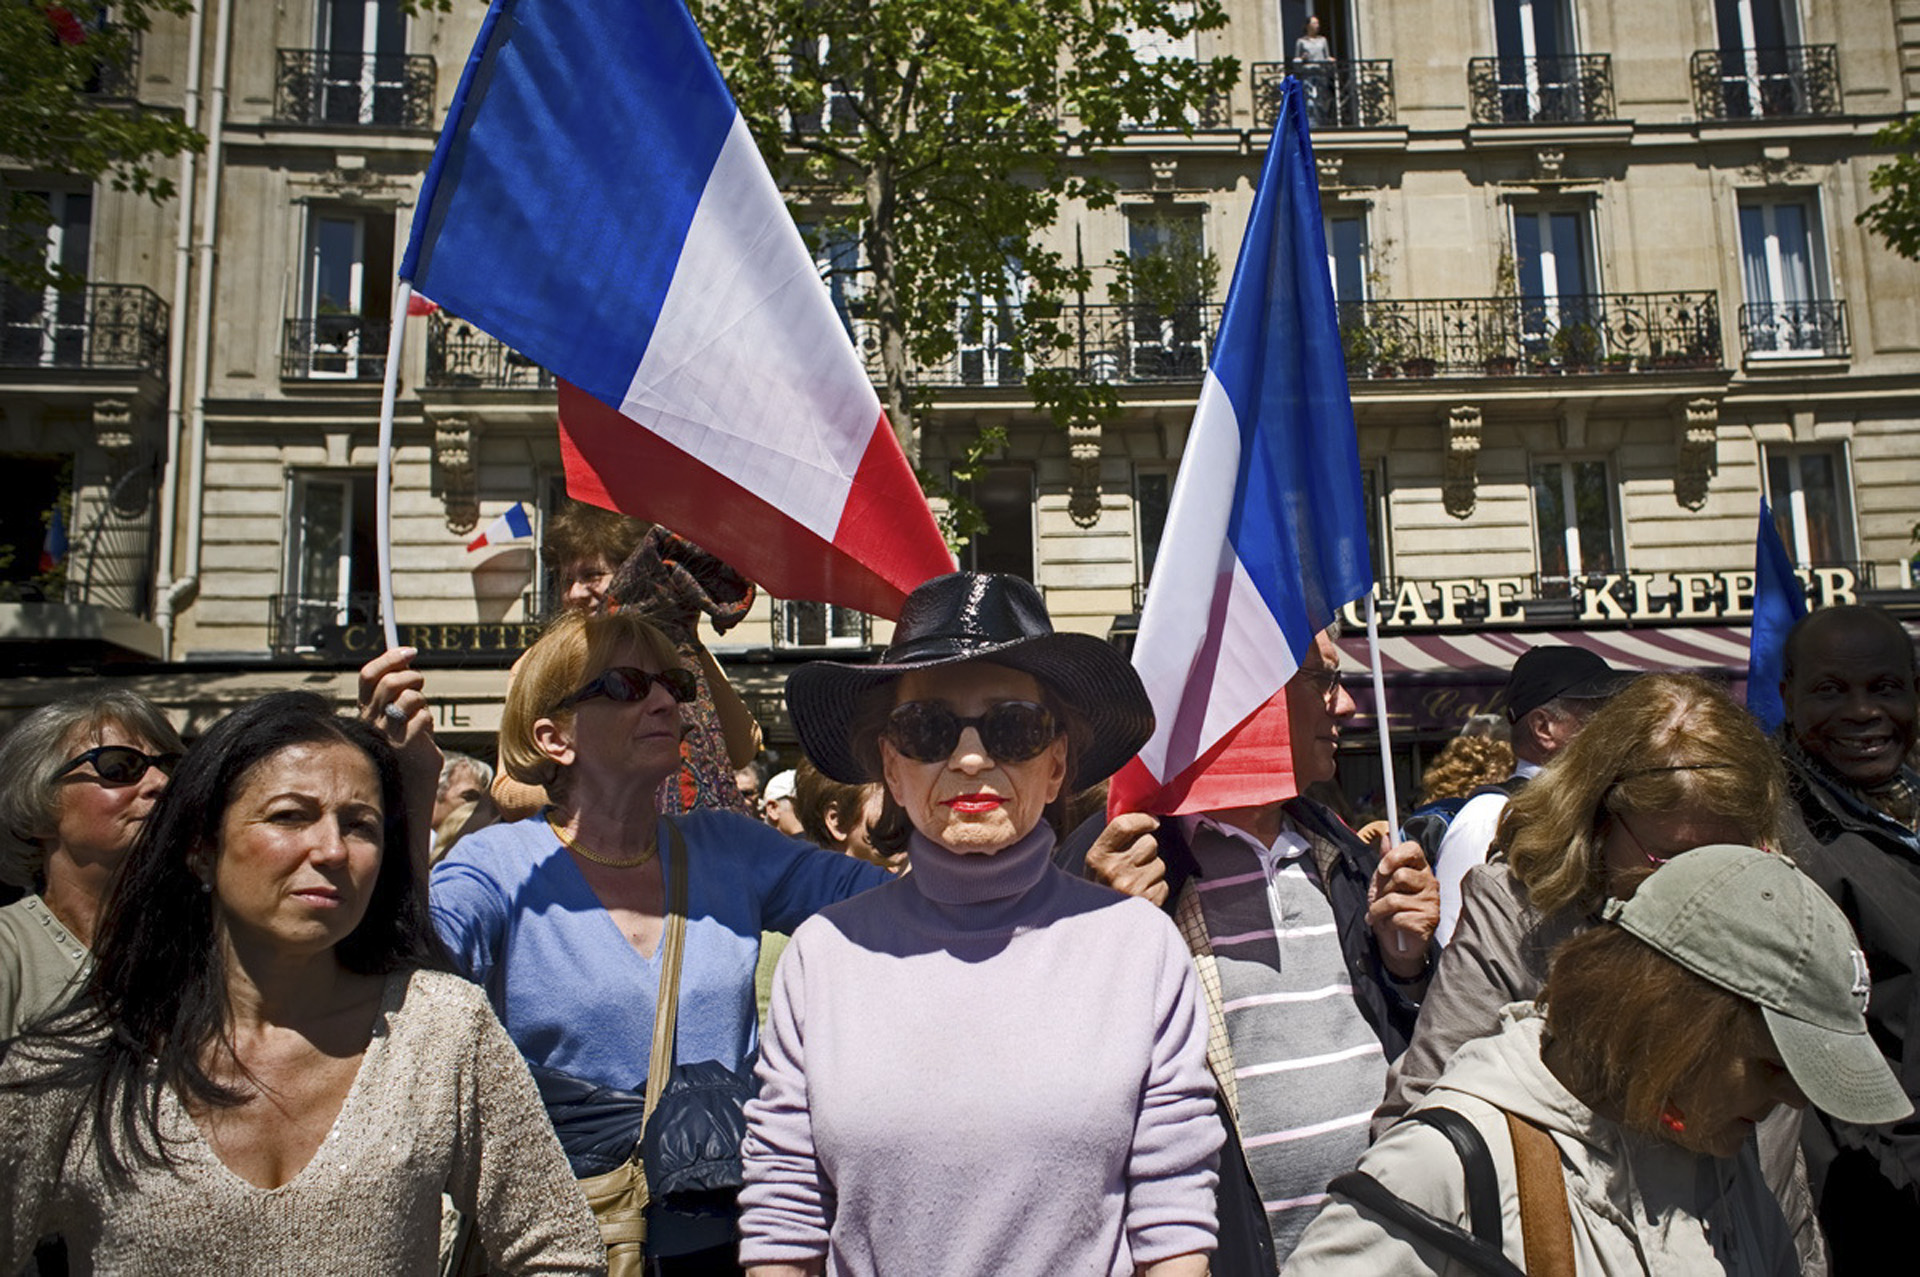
[3,0,1916,798]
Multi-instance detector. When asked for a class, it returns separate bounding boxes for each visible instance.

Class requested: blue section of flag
[1747,497,1808,733]
[1209,77,1371,652]
[401,0,739,409]
[38,504,66,571]
[503,500,533,540]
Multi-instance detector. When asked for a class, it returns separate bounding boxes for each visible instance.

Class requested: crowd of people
[0,534,1915,1274]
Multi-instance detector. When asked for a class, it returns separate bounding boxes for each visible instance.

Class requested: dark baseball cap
[1503,646,1632,722]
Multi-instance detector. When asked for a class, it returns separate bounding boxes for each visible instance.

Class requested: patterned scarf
[1785,734,1920,853]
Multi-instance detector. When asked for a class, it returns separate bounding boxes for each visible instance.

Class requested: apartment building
[3,0,1916,798]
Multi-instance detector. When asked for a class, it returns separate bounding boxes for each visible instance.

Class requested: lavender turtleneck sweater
[738,824,1222,1276]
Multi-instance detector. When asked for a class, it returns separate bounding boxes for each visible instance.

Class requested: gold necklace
[546,814,658,868]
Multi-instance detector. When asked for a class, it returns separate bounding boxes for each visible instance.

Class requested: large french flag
[400,0,952,618]
[1109,77,1372,816]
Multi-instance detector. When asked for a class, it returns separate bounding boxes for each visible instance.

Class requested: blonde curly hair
[1497,673,1784,917]
[1418,735,1516,805]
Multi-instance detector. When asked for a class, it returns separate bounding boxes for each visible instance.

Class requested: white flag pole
[1365,589,1400,831]
[375,280,412,652]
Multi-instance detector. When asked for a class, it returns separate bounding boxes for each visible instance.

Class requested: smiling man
[1777,604,1920,1271]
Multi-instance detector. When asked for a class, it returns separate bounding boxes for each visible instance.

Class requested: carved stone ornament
[1317,154,1344,188]
[435,416,480,534]
[1150,159,1178,192]
[1067,419,1103,528]
[1534,148,1566,182]
[1675,397,1720,511]
[92,398,135,459]
[1444,404,1482,520]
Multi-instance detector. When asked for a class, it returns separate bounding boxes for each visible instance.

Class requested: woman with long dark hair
[1,692,600,1274]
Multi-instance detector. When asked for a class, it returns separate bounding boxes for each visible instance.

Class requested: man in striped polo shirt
[1094,627,1440,1270]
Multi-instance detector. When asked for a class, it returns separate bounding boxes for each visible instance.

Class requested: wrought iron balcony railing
[0,284,167,374]
[1252,60,1396,130]
[268,592,382,654]
[1336,292,1721,379]
[1468,54,1615,124]
[1691,45,1840,120]
[771,599,871,650]
[282,316,390,381]
[1738,301,1848,359]
[425,314,557,390]
[274,49,436,130]
[850,302,1227,388]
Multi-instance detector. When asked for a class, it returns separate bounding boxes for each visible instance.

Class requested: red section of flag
[46,6,86,44]
[406,293,441,316]
[556,382,952,620]
[1107,687,1297,817]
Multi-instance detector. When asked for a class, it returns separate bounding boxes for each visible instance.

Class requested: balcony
[1738,301,1848,360]
[1691,45,1840,121]
[1251,60,1396,130]
[771,599,870,650]
[425,314,556,390]
[1468,54,1615,124]
[851,302,1225,389]
[283,316,390,381]
[0,284,167,375]
[274,49,436,130]
[1337,292,1721,379]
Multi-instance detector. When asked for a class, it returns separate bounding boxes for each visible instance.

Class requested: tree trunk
[864,156,916,464]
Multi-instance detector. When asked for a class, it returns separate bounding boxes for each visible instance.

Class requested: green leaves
[1858,115,1920,262]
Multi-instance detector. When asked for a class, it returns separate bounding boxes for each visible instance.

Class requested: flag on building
[1747,497,1808,733]
[38,504,66,572]
[467,501,533,553]
[1108,76,1372,816]
[399,0,951,619]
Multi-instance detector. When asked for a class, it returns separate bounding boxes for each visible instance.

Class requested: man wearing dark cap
[1432,645,1629,943]
[1777,604,1920,1270]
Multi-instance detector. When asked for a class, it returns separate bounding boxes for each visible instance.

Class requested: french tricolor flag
[1108,78,1372,816]
[467,501,533,552]
[400,0,951,617]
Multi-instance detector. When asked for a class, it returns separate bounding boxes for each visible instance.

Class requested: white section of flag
[621,115,878,544]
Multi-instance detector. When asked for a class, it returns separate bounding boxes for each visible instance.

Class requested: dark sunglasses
[559,665,698,710]
[883,700,1060,764]
[54,745,180,786]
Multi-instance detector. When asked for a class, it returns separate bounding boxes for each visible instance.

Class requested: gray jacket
[1292,1007,1800,1276]
[1374,863,1826,1276]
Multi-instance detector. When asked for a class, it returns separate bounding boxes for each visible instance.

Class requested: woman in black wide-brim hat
[738,572,1224,1276]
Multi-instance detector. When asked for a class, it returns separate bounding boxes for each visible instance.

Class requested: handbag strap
[1505,1109,1576,1277]
[1325,1171,1526,1277]
[642,819,690,1124]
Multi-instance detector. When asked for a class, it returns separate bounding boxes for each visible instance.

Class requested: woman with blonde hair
[1372,673,1825,1269]
[431,608,885,1272]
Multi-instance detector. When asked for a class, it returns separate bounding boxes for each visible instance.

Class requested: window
[1325,211,1369,304]
[1738,197,1837,356]
[317,0,408,126]
[1712,0,1807,118]
[1361,461,1390,583]
[1134,468,1172,587]
[963,466,1035,581]
[0,190,91,367]
[1121,207,1211,379]
[808,224,864,332]
[1512,208,1599,361]
[774,600,869,649]
[291,207,394,378]
[787,36,858,133]
[1490,0,1581,121]
[957,259,1025,388]
[280,470,378,650]
[1532,458,1617,588]
[0,454,68,599]
[1765,446,1855,567]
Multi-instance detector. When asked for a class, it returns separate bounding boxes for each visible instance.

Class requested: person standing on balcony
[1293,15,1334,127]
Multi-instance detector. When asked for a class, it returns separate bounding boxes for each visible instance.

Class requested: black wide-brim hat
[786,572,1154,792]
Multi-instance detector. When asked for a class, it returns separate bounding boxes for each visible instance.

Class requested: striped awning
[1336,625,1756,681]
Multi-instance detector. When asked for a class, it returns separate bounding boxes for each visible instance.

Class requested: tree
[692,0,1238,543]
[1,1,203,293]
[1858,115,1920,262]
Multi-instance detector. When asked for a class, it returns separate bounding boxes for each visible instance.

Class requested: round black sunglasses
[559,665,699,710]
[882,700,1060,764]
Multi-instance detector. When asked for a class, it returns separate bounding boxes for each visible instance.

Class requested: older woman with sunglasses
[740,573,1221,1276]
[0,691,183,1039]
[429,608,886,1273]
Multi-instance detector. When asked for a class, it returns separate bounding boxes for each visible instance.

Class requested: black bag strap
[1325,1171,1525,1277]
[1323,1105,1520,1277]
[1407,1107,1503,1247]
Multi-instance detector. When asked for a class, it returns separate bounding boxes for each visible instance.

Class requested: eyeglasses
[883,700,1060,764]
[1296,666,1344,703]
[558,666,698,710]
[54,745,180,786]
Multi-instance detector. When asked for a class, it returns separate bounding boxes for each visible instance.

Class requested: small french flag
[467,501,533,552]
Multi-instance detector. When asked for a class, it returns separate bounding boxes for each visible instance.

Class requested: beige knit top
[1,968,606,1276]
